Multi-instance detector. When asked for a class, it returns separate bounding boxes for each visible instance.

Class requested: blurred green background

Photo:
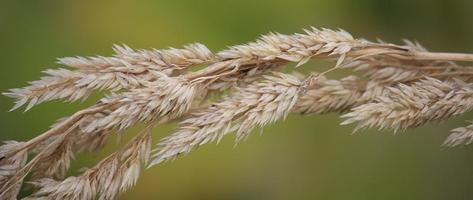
[1,0,473,199]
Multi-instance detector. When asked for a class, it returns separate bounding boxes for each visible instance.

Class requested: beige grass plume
[150,72,306,166]
[2,27,473,199]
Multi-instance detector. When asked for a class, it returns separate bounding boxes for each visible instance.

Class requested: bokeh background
[1,0,473,199]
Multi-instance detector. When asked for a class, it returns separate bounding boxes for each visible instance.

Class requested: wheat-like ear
[0,141,27,200]
[3,43,215,112]
[24,132,151,200]
[0,105,110,197]
[83,74,203,133]
[341,77,473,132]
[443,121,473,147]
[3,27,473,199]
[293,74,364,114]
[150,72,307,166]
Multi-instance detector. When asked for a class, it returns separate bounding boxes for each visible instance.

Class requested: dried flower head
[2,27,473,199]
